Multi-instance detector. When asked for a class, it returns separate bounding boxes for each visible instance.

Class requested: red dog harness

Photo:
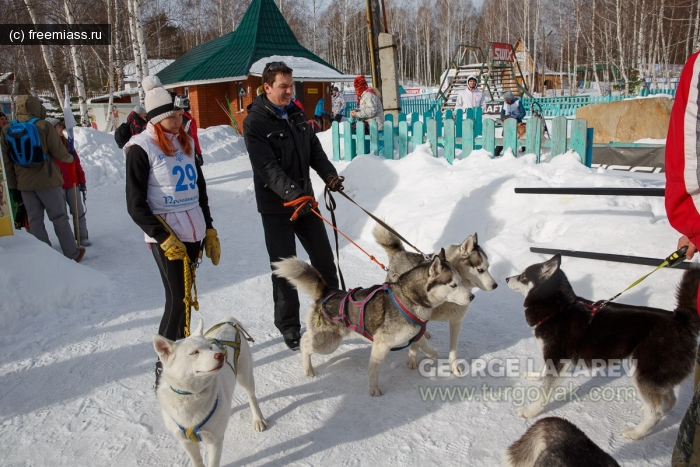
[321,284,428,351]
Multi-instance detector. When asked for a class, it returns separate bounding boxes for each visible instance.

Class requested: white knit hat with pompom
[143,75,176,124]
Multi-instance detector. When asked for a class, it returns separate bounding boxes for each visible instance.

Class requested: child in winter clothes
[124,76,221,386]
[127,106,147,136]
[48,118,91,247]
[350,75,384,130]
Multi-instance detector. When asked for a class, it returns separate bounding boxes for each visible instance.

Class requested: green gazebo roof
[157,0,340,86]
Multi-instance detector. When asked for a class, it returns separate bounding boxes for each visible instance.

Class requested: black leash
[323,186,346,291]
[334,190,428,258]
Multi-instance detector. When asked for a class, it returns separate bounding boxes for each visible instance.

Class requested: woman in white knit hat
[124,76,221,387]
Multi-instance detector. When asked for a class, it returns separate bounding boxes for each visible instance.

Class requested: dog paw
[369,386,384,397]
[424,348,438,359]
[253,418,268,432]
[406,357,418,370]
[620,427,645,440]
[450,360,464,376]
[517,404,542,418]
[304,367,316,377]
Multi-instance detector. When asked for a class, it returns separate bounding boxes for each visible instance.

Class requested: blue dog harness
[320,284,428,351]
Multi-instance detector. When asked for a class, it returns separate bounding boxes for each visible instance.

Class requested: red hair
[152,123,193,157]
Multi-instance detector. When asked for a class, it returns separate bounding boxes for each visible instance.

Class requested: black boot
[283,331,301,351]
[154,360,163,391]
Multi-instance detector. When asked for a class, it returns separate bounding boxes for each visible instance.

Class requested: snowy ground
[0,125,689,466]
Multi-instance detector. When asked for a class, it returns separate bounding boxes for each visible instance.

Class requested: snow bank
[0,231,111,319]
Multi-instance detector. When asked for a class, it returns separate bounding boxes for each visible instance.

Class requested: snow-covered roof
[248,56,357,82]
[86,88,139,104]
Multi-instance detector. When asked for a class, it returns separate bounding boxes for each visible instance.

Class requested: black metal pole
[515,187,665,197]
[530,247,692,270]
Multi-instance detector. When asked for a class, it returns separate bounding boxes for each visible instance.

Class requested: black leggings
[151,241,202,340]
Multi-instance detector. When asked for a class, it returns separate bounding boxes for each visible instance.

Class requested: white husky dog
[153,319,267,467]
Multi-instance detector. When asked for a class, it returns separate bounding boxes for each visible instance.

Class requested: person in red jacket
[175,97,204,166]
[48,118,91,247]
[664,49,700,466]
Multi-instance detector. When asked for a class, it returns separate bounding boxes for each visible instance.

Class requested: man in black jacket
[244,61,344,351]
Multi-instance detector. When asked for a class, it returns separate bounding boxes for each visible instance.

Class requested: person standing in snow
[124,76,220,386]
[331,87,345,122]
[500,91,526,122]
[665,49,700,466]
[455,75,485,111]
[127,106,148,136]
[48,118,91,247]
[243,61,344,351]
[1,95,85,262]
[350,75,384,131]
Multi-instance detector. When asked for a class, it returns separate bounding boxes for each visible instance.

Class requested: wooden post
[355,120,366,157]
[369,121,379,155]
[384,119,394,159]
[427,119,438,157]
[526,118,543,162]
[483,118,496,157]
[398,120,408,158]
[550,116,567,157]
[444,118,455,164]
[332,120,340,161]
[412,120,424,152]
[342,121,353,161]
[503,118,518,155]
[570,118,587,163]
[462,117,474,158]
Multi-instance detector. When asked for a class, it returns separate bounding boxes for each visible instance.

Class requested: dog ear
[153,335,174,361]
[460,235,475,255]
[438,248,447,261]
[193,320,204,336]
[429,254,444,277]
[541,254,561,280]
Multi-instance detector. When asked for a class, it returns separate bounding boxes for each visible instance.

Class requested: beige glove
[160,235,188,261]
[204,228,221,266]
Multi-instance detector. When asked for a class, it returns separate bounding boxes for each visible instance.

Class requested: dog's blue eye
[190,350,199,355]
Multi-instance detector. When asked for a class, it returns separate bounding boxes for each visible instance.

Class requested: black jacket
[244,95,337,215]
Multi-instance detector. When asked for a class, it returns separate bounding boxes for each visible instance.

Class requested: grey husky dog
[272,250,473,396]
[503,417,619,467]
[506,254,700,440]
[153,319,267,467]
[373,224,497,375]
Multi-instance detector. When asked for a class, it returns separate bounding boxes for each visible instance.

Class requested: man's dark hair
[262,61,294,87]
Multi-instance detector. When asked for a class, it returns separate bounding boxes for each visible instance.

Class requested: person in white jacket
[455,75,485,111]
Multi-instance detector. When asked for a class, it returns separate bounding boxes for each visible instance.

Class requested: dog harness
[168,321,256,443]
[320,284,428,351]
[534,298,602,329]
[175,396,219,443]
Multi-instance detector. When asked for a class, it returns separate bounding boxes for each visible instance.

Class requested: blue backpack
[5,118,47,168]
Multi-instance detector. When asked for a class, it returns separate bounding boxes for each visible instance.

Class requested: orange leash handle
[283,195,318,221]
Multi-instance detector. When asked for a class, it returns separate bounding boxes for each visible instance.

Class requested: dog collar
[170,386,193,395]
[173,396,219,444]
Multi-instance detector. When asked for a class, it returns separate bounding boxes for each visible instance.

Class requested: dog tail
[372,222,405,260]
[272,257,329,302]
[675,267,700,331]
[502,418,550,467]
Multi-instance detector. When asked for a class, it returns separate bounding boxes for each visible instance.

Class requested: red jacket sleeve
[190,117,202,155]
[665,50,700,248]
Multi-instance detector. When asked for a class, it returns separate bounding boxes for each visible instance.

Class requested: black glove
[195,153,204,166]
[325,174,345,192]
[79,183,87,193]
[295,201,314,218]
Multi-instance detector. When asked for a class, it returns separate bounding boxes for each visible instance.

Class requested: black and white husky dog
[503,417,619,466]
[506,254,700,440]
